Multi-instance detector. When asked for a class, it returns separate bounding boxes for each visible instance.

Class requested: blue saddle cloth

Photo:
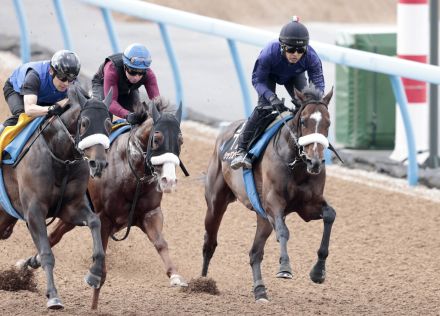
[0,117,44,220]
[109,119,131,144]
[243,115,293,219]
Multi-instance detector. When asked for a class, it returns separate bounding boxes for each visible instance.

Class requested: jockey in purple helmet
[92,43,159,125]
[231,16,325,170]
[0,50,80,134]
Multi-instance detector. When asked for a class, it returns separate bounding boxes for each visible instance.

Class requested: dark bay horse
[202,86,336,302]
[0,85,112,309]
[21,97,187,309]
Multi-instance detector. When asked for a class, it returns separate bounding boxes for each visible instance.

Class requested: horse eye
[80,117,90,136]
[300,118,306,126]
[105,119,112,135]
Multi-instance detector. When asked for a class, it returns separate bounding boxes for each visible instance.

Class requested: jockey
[230,16,325,170]
[92,43,159,125]
[0,50,80,134]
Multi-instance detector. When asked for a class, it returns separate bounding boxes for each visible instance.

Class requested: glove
[126,112,148,125]
[47,104,65,117]
[269,95,286,112]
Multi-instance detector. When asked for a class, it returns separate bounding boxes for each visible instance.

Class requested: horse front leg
[83,209,105,289]
[310,203,336,284]
[249,216,273,302]
[0,211,18,240]
[91,214,112,310]
[26,206,63,309]
[141,207,187,287]
[274,215,293,279]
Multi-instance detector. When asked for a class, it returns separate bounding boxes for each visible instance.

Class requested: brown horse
[0,85,112,309]
[202,85,336,302]
[20,97,187,309]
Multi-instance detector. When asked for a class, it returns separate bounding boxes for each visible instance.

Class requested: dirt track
[0,122,439,316]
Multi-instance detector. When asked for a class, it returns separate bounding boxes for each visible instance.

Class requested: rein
[110,128,156,242]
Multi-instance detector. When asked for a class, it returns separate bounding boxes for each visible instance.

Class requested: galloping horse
[21,97,187,309]
[0,85,112,309]
[202,85,336,302]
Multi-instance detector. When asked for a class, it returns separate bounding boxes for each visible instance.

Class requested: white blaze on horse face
[310,111,322,151]
[150,153,180,193]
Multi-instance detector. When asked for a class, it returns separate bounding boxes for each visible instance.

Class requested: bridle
[275,99,330,169]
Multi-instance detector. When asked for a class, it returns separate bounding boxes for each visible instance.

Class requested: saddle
[0,114,44,164]
[109,119,131,145]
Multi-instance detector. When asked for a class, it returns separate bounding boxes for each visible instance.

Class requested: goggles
[125,65,146,76]
[124,55,151,67]
[55,72,76,83]
[283,45,307,54]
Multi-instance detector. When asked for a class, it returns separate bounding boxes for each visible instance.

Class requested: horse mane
[149,96,175,114]
[300,83,323,101]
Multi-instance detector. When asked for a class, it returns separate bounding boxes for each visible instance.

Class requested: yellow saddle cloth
[0,113,35,161]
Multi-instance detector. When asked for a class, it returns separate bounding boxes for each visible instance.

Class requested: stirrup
[231,152,252,170]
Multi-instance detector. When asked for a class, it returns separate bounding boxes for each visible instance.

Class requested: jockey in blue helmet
[92,43,159,125]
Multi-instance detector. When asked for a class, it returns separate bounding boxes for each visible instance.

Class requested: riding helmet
[122,43,152,70]
[50,50,81,80]
[279,16,309,47]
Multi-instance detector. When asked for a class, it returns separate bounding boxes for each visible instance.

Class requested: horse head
[66,85,112,177]
[137,98,183,193]
[293,85,333,174]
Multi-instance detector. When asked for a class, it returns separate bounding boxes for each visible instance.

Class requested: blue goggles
[125,55,151,67]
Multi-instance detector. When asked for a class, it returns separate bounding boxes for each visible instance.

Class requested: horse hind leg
[141,207,187,287]
[202,166,234,277]
[274,216,293,279]
[17,220,75,270]
[0,212,18,240]
[249,216,273,302]
[310,204,336,284]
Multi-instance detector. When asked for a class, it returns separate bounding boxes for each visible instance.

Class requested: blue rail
[12,0,440,186]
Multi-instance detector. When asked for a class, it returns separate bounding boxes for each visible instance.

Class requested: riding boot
[231,106,270,170]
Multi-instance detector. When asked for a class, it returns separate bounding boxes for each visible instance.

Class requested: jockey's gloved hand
[126,112,147,125]
[269,95,286,112]
[47,104,65,117]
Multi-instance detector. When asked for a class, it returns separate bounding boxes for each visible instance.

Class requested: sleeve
[143,69,160,99]
[251,49,276,102]
[306,50,325,94]
[20,69,41,96]
[103,62,129,118]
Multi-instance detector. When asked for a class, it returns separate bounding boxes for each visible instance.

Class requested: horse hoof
[15,259,28,269]
[47,297,64,309]
[170,274,188,287]
[84,271,101,289]
[310,269,326,284]
[276,271,293,279]
[256,298,269,303]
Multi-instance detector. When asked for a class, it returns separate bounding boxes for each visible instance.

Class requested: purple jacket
[252,41,325,101]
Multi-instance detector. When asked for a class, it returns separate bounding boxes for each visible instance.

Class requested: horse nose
[310,157,322,173]
[88,159,108,178]
[160,177,177,193]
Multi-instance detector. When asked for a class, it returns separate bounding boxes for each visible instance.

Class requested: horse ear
[151,101,160,123]
[322,86,334,105]
[294,88,305,102]
[175,101,182,124]
[103,87,113,109]
[74,84,88,108]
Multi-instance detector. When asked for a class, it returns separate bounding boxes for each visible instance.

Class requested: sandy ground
[0,121,439,316]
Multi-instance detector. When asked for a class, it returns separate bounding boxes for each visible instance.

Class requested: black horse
[0,85,112,309]
[19,97,187,309]
[202,86,336,302]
